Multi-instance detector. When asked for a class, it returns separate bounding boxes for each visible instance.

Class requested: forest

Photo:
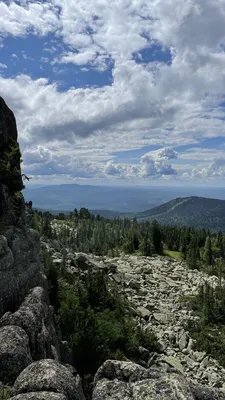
[31,207,225,270]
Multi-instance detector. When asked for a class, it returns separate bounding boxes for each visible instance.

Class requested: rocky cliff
[0,97,45,315]
[0,98,85,400]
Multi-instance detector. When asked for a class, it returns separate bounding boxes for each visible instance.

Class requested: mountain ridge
[135,195,225,231]
[33,195,225,231]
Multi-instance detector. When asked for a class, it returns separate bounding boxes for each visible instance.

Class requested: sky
[1,0,225,187]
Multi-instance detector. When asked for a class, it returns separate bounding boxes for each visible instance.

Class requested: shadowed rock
[0,325,32,384]
[0,97,18,146]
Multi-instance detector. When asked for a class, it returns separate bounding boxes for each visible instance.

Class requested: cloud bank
[0,0,225,184]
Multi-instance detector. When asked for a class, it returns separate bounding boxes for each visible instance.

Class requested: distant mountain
[23,183,176,212]
[135,196,225,231]
[31,191,225,231]
[23,183,225,214]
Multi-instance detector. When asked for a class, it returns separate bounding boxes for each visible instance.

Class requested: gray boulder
[94,360,150,384]
[13,359,86,400]
[92,360,196,400]
[9,393,67,400]
[0,325,32,384]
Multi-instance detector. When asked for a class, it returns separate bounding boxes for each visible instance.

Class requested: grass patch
[163,250,183,261]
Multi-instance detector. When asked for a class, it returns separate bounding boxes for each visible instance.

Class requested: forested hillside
[135,196,225,231]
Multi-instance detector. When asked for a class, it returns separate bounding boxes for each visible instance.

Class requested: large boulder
[93,360,225,400]
[94,360,150,384]
[0,325,32,384]
[13,359,86,400]
[0,286,59,361]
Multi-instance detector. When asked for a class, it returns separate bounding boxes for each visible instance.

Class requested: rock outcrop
[0,97,44,315]
[0,98,85,400]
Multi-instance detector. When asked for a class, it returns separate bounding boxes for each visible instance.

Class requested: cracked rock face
[0,325,32,384]
[0,287,59,361]
[0,229,45,316]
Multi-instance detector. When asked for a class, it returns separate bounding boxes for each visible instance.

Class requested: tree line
[31,207,225,274]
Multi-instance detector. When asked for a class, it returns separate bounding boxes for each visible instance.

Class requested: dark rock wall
[0,98,44,315]
[0,98,85,400]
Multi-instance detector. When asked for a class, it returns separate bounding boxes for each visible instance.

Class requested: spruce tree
[151,219,162,254]
[203,236,212,266]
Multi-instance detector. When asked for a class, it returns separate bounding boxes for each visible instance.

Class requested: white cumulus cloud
[140,148,178,178]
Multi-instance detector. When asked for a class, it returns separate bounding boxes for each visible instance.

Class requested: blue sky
[1,0,225,186]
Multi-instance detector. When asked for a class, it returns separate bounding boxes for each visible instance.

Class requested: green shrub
[187,281,225,367]
[58,270,159,376]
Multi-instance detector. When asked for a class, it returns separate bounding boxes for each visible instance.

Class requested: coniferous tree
[186,238,199,269]
[151,219,162,254]
[203,236,213,266]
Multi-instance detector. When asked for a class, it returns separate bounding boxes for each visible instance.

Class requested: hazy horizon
[24,184,225,213]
